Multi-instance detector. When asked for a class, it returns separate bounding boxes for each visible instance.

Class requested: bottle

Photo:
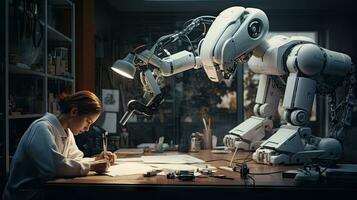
[190,132,201,152]
[178,135,190,153]
[169,140,175,151]
[120,128,129,148]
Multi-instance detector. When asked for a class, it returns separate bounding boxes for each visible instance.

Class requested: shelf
[48,25,72,43]
[39,19,45,26]
[48,74,74,82]
[4,0,75,176]
[49,0,73,7]
[8,65,45,77]
[9,114,44,119]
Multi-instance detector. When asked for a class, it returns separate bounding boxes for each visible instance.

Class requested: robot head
[199,7,269,82]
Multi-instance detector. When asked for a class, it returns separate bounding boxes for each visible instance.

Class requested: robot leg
[223,74,280,150]
[253,75,321,164]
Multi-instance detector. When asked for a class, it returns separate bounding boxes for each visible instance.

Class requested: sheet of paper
[116,157,143,163]
[149,164,200,171]
[101,112,117,133]
[137,143,155,149]
[115,148,144,155]
[191,163,217,171]
[105,163,156,176]
[141,154,205,164]
[150,163,216,171]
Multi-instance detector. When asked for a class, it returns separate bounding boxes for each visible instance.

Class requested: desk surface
[47,150,298,186]
[46,150,356,200]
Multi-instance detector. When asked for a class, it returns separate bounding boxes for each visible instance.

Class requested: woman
[3,90,116,200]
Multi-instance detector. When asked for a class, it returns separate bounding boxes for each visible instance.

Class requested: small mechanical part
[290,110,308,126]
[240,163,250,179]
[248,20,262,38]
[175,170,195,181]
[143,170,162,177]
[198,168,213,175]
[282,170,300,178]
[166,172,176,179]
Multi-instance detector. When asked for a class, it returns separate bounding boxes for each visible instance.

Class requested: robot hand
[223,134,240,149]
[119,100,153,126]
[120,92,164,126]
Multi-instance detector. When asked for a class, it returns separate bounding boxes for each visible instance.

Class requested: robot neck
[252,39,270,58]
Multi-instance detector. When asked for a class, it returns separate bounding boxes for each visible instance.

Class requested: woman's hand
[89,159,110,174]
[95,151,117,165]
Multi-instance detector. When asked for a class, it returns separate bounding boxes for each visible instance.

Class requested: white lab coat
[2,113,91,200]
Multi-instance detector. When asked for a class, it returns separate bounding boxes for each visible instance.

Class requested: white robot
[111,7,355,165]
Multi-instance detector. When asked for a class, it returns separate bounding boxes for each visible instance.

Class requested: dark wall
[94,0,120,92]
[105,0,357,13]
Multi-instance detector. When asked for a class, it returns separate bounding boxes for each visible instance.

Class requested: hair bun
[57,90,102,115]
[58,94,70,113]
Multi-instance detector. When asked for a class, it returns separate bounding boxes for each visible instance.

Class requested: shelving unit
[48,25,72,42]
[8,64,46,76]
[1,0,6,183]
[1,0,75,175]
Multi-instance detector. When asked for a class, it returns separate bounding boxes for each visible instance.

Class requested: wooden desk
[45,150,356,200]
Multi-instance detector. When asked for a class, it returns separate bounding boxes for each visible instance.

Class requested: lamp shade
[111,53,136,79]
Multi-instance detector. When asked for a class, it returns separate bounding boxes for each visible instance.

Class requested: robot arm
[136,49,200,77]
[119,49,201,124]
[116,45,203,126]
[112,7,270,125]
[113,25,205,126]
[119,69,164,125]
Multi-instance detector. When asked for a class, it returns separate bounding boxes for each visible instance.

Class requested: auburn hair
[58,90,102,115]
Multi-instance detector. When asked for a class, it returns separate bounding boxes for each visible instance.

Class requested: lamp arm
[136,49,201,77]
[119,69,165,126]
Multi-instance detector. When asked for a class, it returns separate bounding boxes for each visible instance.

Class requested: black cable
[205,159,232,163]
[249,170,285,175]
[145,33,174,68]
[181,16,215,44]
[205,159,242,166]
[204,158,251,168]
[319,166,328,176]
[182,34,197,58]
[247,175,256,186]
[243,152,253,162]
[243,175,255,187]
[132,45,146,53]
[238,158,253,162]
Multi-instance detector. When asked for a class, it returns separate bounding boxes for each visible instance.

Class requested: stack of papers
[115,148,144,155]
[141,154,205,164]
[105,154,214,177]
[106,163,157,177]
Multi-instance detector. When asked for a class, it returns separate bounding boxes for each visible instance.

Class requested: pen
[208,118,211,130]
[102,131,108,154]
[202,118,207,130]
